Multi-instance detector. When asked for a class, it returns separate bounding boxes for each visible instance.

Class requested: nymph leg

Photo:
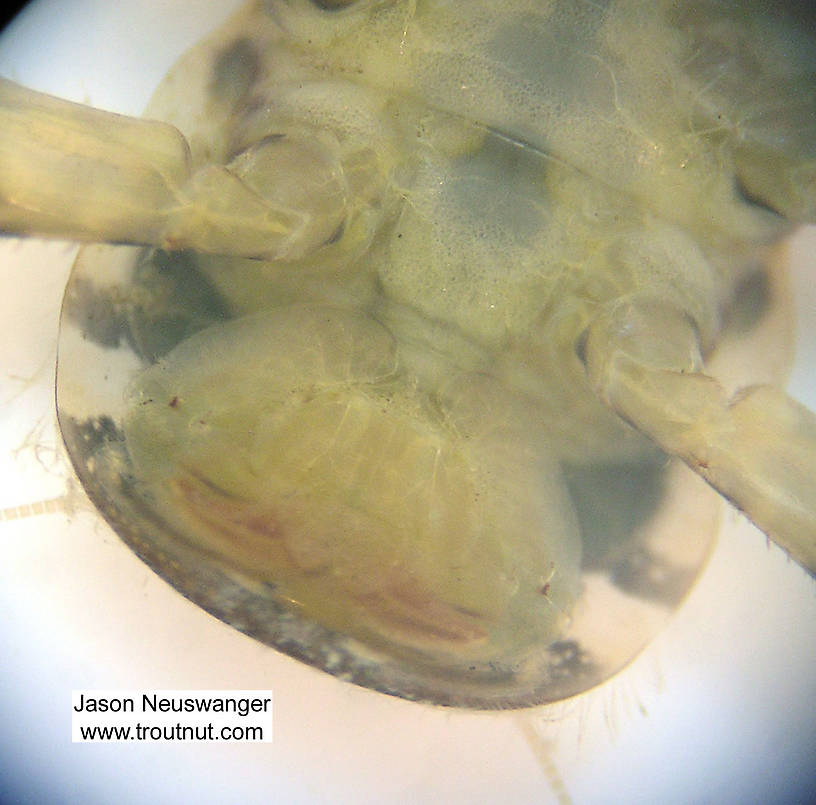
[583,299,816,576]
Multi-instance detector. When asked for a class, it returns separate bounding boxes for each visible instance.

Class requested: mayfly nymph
[1,0,814,707]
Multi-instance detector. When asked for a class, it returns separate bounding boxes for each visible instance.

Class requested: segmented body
[55,0,815,706]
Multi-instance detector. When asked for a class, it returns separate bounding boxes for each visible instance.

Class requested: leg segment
[0,79,347,260]
[584,298,816,577]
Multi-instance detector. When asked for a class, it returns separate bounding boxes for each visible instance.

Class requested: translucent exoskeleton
[0,0,814,709]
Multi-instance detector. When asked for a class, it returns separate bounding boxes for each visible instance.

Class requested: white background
[0,2,814,802]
